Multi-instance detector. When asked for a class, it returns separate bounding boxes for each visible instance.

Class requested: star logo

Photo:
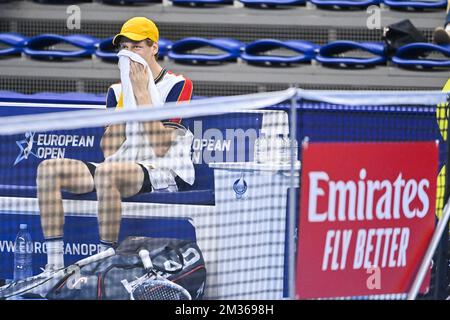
[14,132,37,165]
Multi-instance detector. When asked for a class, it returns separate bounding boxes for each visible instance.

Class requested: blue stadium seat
[23,34,98,60]
[0,33,27,57]
[241,39,317,66]
[0,91,28,100]
[309,0,381,8]
[170,0,233,5]
[168,38,244,64]
[100,0,161,4]
[392,43,450,69]
[238,0,305,7]
[95,37,117,62]
[157,38,173,58]
[383,0,447,9]
[315,41,387,67]
[32,0,92,3]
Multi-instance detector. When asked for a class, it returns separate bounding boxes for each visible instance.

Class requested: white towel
[105,50,163,163]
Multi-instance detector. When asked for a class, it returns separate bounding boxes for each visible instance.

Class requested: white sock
[46,239,64,269]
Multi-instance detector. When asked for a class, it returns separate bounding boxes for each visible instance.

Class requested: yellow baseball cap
[112,17,159,46]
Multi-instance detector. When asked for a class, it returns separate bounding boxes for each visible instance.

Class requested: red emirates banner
[296,142,438,299]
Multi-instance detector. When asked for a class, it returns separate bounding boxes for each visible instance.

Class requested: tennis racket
[121,248,191,300]
[0,247,115,299]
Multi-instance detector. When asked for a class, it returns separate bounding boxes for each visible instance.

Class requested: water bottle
[13,224,33,281]
[254,134,261,163]
[284,136,298,164]
[267,134,286,163]
[277,134,289,163]
[254,133,268,163]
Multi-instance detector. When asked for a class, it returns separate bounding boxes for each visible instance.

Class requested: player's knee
[94,163,114,188]
[36,159,61,183]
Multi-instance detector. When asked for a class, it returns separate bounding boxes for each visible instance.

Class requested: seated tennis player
[33,17,194,282]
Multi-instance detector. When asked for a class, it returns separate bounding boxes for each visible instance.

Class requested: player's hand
[130,61,150,104]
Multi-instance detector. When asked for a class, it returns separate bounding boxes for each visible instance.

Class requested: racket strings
[132,280,190,300]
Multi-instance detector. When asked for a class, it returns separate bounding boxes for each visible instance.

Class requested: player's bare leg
[94,162,144,248]
[36,158,95,268]
[3,159,99,298]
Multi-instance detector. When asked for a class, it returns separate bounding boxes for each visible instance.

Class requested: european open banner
[296,141,438,299]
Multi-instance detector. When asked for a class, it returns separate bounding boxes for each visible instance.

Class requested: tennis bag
[45,236,207,300]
